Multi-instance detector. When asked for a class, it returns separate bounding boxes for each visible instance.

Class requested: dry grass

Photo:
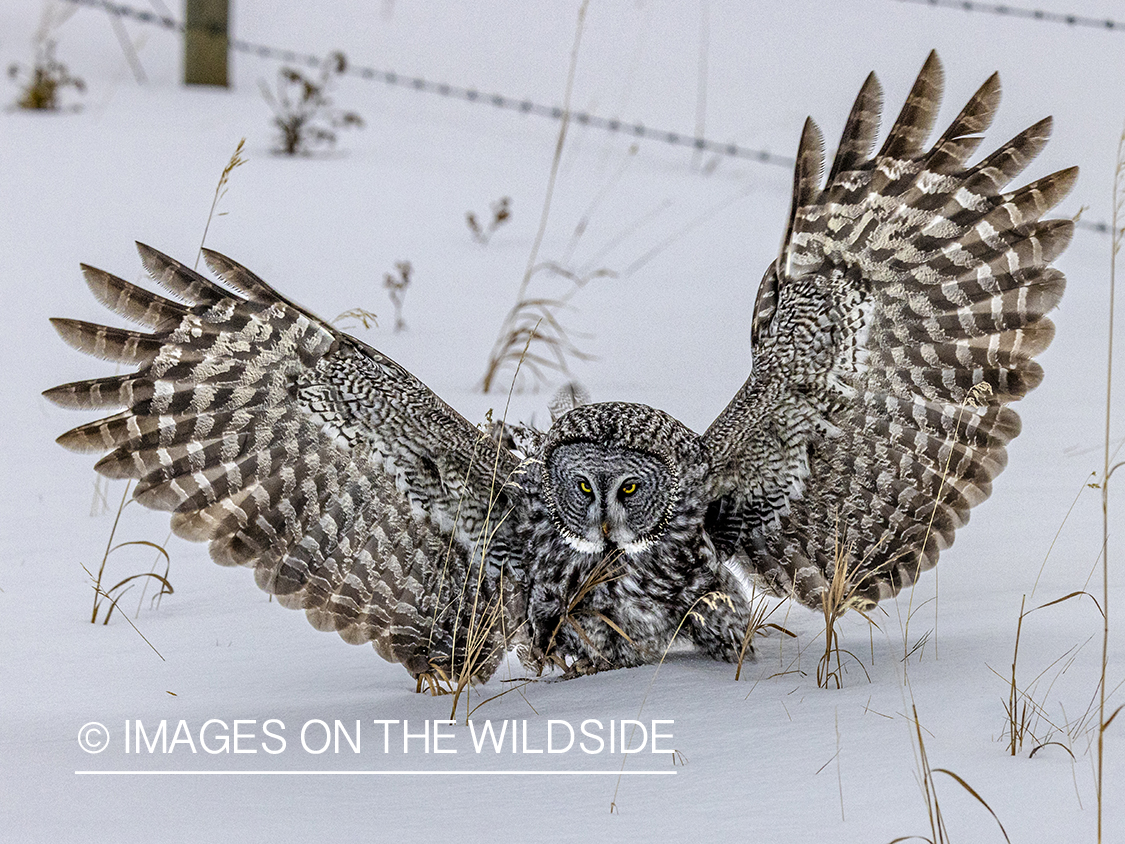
[734,585,796,681]
[332,260,410,333]
[1095,121,1125,844]
[479,0,593,393]
[818,533,881,690]
[430,442,529,722]
[413,332,539,723]
[889,704,1011,844]
[82,560,166,662]
[332,306,379,331]
[197,138,246,269]
[444,409,530,716]
[542,550,628,669]
[87,482,173,628]
[979,125,1125,839]
[479,266,610,393]
[997,592,1100,757]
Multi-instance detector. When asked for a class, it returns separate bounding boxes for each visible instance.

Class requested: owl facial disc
[546,441,673,555]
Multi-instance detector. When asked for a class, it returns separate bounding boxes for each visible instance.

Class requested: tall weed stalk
[1096,121,1125,844]
[480,0,590,393]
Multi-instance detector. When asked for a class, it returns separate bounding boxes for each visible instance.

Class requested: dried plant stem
[196,138,246,269]
[890,703,1011,844]
[733,588,795,681]
[91,482,131,624]
[82,562,166,661]
[516,0,587,309]
[432,326,538,722]
[87,480,174,628]
[259,53,363,155]
[818,541,877,689]
[82,482,170,661]
[1097,122,1124,844]
[480,0,589,393]
[1009,595,1028,757]
[1030,471,1094,600]
[1003,590,1099,756]
[610,590,731,814]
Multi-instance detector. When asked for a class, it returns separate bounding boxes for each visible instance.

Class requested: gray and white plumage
[46,52,1074,685]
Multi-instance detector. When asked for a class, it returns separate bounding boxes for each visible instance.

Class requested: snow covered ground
[2,0,1123,841]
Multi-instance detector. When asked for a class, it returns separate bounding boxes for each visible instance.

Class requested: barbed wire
[1075,219,1117,235]
[892,0,1124,31]
[62,0,797,167]
[58,0,1115,236]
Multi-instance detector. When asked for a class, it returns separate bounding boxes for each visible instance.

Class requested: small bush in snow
[467,196,511,245]
[259,51,363,155]
[8,40,84,110]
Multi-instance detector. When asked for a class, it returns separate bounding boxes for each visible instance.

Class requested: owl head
[539,402,703,555]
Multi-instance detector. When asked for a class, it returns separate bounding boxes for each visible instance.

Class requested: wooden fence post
[184,0,229,87]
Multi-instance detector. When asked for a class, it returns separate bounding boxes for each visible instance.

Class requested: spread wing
[702,52,1075,607]
[46,245,527,683]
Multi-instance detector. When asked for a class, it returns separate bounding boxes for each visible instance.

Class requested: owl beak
[601,521,610,537]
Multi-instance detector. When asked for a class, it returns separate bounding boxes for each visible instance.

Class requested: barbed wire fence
[55,0,1121,235]
[61,0,799,165]
[885,0,1124,235]
[892,0,1123,32]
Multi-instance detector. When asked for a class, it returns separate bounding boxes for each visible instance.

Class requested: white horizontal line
[75,770,677,776]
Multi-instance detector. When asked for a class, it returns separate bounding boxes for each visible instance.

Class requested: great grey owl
[46,52,1074,687]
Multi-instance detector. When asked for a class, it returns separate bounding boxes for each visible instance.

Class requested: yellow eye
[621,482,637,496]
[579,480,593,495]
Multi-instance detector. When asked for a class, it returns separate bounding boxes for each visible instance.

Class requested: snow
[1,0,1123,841]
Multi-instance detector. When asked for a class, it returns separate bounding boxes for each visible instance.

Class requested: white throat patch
[560,531,654,557]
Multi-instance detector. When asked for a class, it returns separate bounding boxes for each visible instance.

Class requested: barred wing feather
[45,245,522,682]
[704,52,1075,607]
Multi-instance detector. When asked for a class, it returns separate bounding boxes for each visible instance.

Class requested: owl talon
[557,656,615,680]
[528,649,568,677]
